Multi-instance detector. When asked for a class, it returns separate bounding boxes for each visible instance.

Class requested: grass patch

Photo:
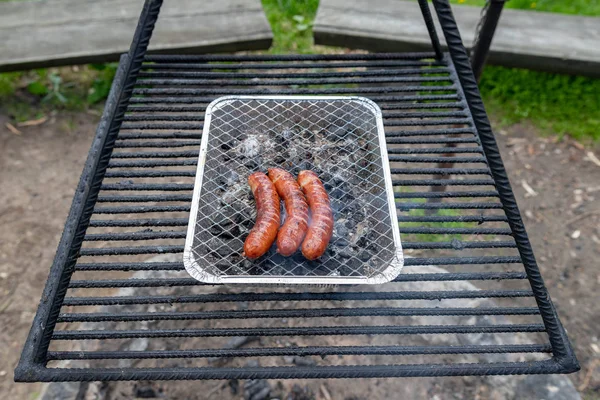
[0,64,116,122]
[400,207,475,243]
[479,67,600,142]
[261,0,320,54]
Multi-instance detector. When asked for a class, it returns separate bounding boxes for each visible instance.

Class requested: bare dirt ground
[0,112,598,399]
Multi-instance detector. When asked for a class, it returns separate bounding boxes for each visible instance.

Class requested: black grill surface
[15,0,577,382]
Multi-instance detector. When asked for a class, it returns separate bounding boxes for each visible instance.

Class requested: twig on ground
[585,151,600,167]
[521,180,538,197]
[578,358,600,392]
[320,384,333,400]
[17,116,48,127]
[566,210,600,225]
[5,123,21,135]
[206,382,225,398]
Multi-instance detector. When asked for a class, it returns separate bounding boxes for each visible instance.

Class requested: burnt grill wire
[13,52,572,381]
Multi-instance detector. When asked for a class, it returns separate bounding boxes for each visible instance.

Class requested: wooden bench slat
[0,0,273,72]
[314,0,600,77]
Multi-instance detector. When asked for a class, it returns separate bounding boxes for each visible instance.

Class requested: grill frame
[15,0,579,382]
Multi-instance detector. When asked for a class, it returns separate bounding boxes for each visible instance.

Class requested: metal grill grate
[15,0,577,382]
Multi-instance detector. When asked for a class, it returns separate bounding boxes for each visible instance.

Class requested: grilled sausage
[297,170,334,260]
[268,168,309,256]
[243,172,281,259]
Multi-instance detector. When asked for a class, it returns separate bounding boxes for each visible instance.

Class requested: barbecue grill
[15,0,579,383]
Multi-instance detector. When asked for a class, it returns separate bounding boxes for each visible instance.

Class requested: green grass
[261,0,320,54]
[478,67,600,141]
[401,207,475,243]
[0,64,116,122]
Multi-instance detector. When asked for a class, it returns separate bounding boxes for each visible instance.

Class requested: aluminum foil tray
[184,96,403,284]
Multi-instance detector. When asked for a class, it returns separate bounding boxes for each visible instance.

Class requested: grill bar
[137,67,451,79]
[67,271,528,286]
[28,361,569,381]
[131,86,458,96]
[57,307,541,323]
[53,324,546,341]
[62,290,534,307]
[47,344,553,361]
[88,218,188,227]
[129,94,462,104]
[141,60,445,69]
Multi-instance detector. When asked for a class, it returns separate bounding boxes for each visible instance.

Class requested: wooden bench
[314,0,600,77]
[0,0,273,72]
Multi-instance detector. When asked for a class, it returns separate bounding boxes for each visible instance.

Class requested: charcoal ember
[220,139,236,151]
[342,257,362,273]
[207,237,235,257]
[272,130,286,143]
[344,218,358,231]
[358,250,372,262]
[215,259,234,273]
[234,206,254,228]
[244,380,271,400]
[330,200,344,214]
[348,174,361,185]
[336,247,355,259]
[367,241,379,252]
[290,160,313,175]
[326,123,354,141]
[217,168,239,186]
[209,207,240,238]
[333,237,349,247]
[330,185,354,202]
[318,170,332,182]
[286,384,316,400]
[301,128,315,141]
[351,207,366,222]
[228,127,243,139]
[351,221,371,247]
[244,158,260,170]
[281,128,295,141]
[326,115,346,127]
[220,185,248,205]
[334,220,350,239]
[274,154,286,164]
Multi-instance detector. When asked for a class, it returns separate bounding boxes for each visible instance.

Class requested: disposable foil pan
[184,96,403,284]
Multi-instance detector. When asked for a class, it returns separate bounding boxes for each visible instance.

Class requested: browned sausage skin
[268,168,309,256]
[243,172,281,259]
[297,170,334,260]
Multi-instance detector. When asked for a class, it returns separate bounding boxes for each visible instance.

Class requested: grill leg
[428,0,505,205]
[470,0,506,82]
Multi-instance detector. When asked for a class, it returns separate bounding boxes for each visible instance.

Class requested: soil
[0,112,599,399]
